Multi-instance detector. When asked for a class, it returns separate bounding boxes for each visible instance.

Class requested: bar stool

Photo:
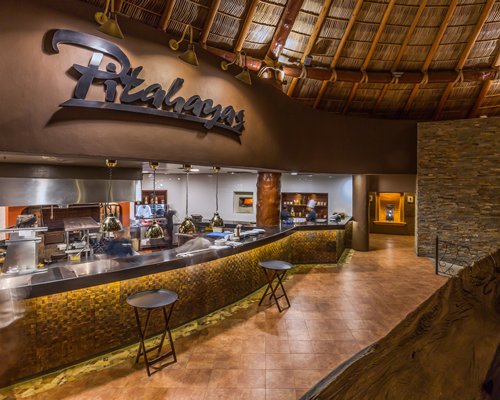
[258,260,294,312]
[126,289,178,376]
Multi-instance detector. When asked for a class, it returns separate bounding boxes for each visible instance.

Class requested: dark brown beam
[200,0,221,48]
[469,49,500,118]
[343,0,396,114]
[207,44,498,84]
[373,0,428,113]
[313,0,364,109]
[403,0,459,115]
[266,0,305,62]
[287,0,333,97]
[433,0,496,120]
[234,0,260,53]
[159,0,177,31]
[115,0,124,13]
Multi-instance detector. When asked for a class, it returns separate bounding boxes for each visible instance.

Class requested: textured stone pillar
[256,172,281,227]
[352,174,370,251]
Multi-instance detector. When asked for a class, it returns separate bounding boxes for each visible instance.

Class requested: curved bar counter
[0,219,351,387]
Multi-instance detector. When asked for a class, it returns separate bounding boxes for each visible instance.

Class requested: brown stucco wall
[416,117,500,259]
[0,0,417,174]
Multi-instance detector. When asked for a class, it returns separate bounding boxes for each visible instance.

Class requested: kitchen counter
[1,218,351,298]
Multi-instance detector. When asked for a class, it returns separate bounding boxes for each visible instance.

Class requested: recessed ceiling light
[291,172,298,176]
[191,168,200,172]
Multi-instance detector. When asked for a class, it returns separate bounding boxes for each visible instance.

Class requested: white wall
[142,173,258,222]
[140,173,353,223]
[281,174,352,216]
[0,207,5,240]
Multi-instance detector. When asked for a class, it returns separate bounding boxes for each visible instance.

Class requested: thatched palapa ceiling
[80,0,500,120]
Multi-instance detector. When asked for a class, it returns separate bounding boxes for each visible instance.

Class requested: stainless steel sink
[60,259,119,278]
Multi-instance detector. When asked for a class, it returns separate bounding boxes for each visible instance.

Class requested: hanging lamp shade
[179,164,196,234]
[179,216,196,234]
[101,213,123,232]
[100,159,123,233]
[98,13,124,39]
[145,161,164,239]
[210,212,224,231]
[146,220,164,239]
[210,166,224,232]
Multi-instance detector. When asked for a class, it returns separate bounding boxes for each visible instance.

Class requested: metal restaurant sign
[50,29,244,137]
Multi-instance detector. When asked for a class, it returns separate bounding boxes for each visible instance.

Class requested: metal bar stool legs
[127,289,178,376]
[133,302,177,376]
[258,260,294,312]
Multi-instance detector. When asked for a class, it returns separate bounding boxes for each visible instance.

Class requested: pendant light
[210,166,224,232]
[179,164,196,234]
[168,25,198,66]
[101,159,123,233]
[145,162,164,239]
[95,0,124,39]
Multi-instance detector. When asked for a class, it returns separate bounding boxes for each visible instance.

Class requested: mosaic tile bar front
[0,229,344,387]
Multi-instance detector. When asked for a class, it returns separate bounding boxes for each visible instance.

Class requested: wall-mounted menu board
[281,193,328,219]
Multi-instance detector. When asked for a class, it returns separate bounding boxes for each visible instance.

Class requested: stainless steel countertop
[0,218,352,297]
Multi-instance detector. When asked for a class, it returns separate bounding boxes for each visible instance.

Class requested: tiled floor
[17,235,446,400]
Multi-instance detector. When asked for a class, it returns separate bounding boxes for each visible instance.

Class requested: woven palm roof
[80,0,500,120]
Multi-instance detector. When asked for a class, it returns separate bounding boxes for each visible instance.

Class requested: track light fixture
[95,0,124,39]
[220,51,252,85]
[169,25,198,66]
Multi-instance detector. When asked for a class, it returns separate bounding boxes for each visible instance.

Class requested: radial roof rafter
[313,0,365,110]
[403,0,459,116]
[77,0,500,120]
[342,0,396,115]
[433,0,497,120]
[287,0,334,97]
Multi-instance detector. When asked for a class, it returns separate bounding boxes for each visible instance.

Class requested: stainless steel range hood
[0,163,141,206]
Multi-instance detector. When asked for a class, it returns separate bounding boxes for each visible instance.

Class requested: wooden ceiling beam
[234,0,260,53]
[206,45,498,83]
[159,0,177,31]
[469,48,500,118]
[313,0,364,109]
[200,0,221,48]
[266,0,305,62]
[373,0,428,113]
[343,0,396,114]
[403,0,458,116]
[115,0,124,13]
[287,0,333,97]
[433,0,496,120]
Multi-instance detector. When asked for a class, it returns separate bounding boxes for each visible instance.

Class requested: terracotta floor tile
[265,388,296,400]
[290,353,317,370]
[265,370,295,389]
[15,235,446,400]
[288,340,314,354]
[266,353,294,370]
[163,387,206,400]
[265,338,290,354]
[240,353,266,369]
[205,388,266,400]
[209,369,265,389]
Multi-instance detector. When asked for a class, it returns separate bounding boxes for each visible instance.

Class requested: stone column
[352,174,370,251]
[256,172,281,227]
